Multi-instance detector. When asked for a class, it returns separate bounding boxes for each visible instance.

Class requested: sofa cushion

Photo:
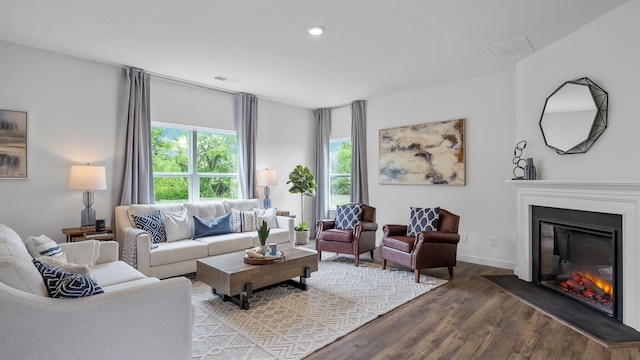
[193,214,233,239]
[0,225,49,296]
[382,236,414,253]
[251,228,290,246]
[33,259,104,298]
[101,277,159,293]
[230,209,257,232]
[183,201,227,227]
[150,240,208,267]
[195,232,254,256]
[223,199,262,212]
[163,208,192,242]
[407,207,440,236]
[24,234,66,261]
[254,207,278,229]
[132,210,167,244]
[91,260,148,287]
[318,228,354,243]
[335,204,363,230]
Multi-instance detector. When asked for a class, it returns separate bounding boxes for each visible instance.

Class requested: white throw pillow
[254,207,278,229]
[163,209,192,242]
[38,255,95,280]
[24,234,67,262]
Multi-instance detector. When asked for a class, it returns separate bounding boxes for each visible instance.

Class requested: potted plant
[257,220,270,253]
[287,164,317,245]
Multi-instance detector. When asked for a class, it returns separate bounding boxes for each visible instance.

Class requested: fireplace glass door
[538,221,615,317]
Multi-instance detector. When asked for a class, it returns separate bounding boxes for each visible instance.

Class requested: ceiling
[0,0,629,109]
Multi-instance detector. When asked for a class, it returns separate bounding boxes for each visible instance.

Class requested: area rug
[191,255,447,359]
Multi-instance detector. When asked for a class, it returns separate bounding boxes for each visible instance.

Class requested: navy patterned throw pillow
[131,210,167,244]
[407,207,440,236]
[33,259,104,298]
[335,204,364,230]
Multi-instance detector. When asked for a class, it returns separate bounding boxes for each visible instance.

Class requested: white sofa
[115,199,294,279]
[0,224,193,360]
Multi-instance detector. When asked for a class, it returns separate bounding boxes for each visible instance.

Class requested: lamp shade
[68,165,107,190]
[256,169,277,187]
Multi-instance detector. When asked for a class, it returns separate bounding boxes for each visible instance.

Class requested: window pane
[151,127,189,173]
[330,175,351,206]
[154,176,188,203]
[196,131,238,174]
[199,177,238,201]
[329,139,352,208]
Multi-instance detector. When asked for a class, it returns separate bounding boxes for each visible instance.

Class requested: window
[329,138,351,208]
[151,123,239,202]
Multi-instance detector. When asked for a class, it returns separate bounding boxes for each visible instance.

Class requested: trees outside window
[329,138,351,208]
[152,124,238,202]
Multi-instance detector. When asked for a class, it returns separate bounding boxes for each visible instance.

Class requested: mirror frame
[539,77,608,155]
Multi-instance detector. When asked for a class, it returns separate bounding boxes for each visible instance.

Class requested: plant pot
[260,245,268,254]
[295,230,309,245]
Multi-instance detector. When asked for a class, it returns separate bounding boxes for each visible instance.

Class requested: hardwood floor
[304,260,640,360]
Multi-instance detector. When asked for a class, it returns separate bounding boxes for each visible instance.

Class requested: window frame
[329,136,352,209]
[151,121,239,202]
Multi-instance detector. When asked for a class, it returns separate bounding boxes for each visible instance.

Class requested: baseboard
[457,254,515,270]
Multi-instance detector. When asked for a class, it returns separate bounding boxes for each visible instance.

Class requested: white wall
[368,71,517,269]
[516,0,640,180]
[0,40,125,242]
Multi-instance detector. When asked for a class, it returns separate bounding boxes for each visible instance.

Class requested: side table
[61,226,115,242]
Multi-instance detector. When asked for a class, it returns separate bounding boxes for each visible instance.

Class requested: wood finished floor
[304,259,640,360]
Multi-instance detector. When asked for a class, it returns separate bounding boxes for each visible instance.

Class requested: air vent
[485,36,533,62]
[214,75,240,83]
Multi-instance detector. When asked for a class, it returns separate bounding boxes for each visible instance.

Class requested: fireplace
[531,206,622,320]
[512,180,640,332]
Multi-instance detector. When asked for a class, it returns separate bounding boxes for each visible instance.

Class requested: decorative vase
[260,245,268,254]
[524,158,537,180]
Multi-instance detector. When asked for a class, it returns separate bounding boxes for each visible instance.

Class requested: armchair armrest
[383,224,408,237]
[359,221,378,232]
[421,231,460,245]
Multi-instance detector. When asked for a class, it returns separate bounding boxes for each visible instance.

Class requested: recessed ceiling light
[307,25,325,36]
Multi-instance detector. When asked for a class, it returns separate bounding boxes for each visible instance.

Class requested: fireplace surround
[512,180,640,331]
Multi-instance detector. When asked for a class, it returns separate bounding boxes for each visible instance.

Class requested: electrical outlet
[489,236,497,246]
[460,233,468,243]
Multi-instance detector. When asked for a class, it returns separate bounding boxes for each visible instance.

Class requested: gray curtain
[351,100,369,204]
[234,93,258,199]
[313,108,331,235]
[120,68,154,205]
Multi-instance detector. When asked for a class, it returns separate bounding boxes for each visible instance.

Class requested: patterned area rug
[191,255,447,359]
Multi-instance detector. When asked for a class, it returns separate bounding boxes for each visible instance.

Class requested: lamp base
[81,190,96,227]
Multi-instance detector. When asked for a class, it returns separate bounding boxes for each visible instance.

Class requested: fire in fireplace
[532,206,622,320]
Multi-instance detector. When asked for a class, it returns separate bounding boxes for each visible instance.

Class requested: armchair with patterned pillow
[315,203,378,266]
[380,207,460,282]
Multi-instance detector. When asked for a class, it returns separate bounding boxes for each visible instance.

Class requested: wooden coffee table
[196,247,318,310]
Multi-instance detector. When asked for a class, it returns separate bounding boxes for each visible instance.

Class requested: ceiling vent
[214,75,240,83]
[485,36,533,62]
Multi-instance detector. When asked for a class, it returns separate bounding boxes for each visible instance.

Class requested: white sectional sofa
[0,224,193,360]
[115,199,294,279]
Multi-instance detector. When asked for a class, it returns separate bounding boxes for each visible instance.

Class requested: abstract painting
[0,109,27,179]
[379,119,464,185]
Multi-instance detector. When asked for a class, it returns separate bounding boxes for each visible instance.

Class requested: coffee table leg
[286,266,311,291]
[240,283,252,310]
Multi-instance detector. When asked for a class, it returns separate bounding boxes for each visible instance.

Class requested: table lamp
[256,169,277,208]
[69,164,107,227]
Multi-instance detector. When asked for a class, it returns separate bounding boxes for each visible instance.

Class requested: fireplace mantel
[509,179,640,331]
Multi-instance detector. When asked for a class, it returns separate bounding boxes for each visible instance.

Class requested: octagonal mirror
[539,77,608,155]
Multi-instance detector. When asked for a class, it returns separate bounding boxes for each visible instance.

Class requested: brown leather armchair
[380,209,460,282]
[316,204,378,266]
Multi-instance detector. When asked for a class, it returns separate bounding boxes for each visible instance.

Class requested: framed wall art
[379,118,464,185]
[0,109,27,179]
